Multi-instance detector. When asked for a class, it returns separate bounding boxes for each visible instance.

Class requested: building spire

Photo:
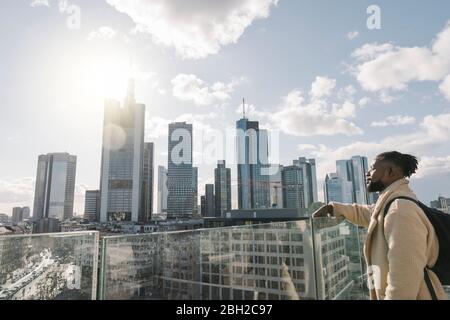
[242,98,246,119]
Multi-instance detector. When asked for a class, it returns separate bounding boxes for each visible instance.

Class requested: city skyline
[1,1,450,215]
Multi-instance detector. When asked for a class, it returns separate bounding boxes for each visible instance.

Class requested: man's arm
[329,202,374,227]
[384,200,428,300]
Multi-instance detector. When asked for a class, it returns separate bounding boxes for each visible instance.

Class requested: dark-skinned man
[313,151,446,300]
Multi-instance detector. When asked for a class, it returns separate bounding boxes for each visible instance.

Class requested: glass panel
[0,231,99,300]
[99,220,318,300]
[312,218,369,300]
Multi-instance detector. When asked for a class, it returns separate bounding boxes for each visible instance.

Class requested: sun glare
[82,57,131,102]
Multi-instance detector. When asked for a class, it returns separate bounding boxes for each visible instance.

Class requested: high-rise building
[21,207,30,219]
[335,156,375,205]
[269,165,283,208]
[204,184,215,217]
[280,158,318,210]
[200,196,206,216]
[99,79,146,223]
[192,167,198,215]
[281,165,306,209]
[167,122,194,218]
[351,156,370,205]
[236,115,270,210]
[84,190,100,222]
[157,166,168,213]
[292,157,318,207]
[141,142,154,222]
[214,160,231,216]
[12,207,23,224]
[32,152,77,222]
[324,173,353,203]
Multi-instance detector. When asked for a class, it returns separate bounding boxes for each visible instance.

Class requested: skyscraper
[214,160,231,216]
[157,166,168,213]
[281,165,305,209]
[236,114,270,209]
[281,158,318,210]
[351,156,370,205]
[21,207,30,219]
[335,156,375,205]
[32,152,77,221]
[141,142,154,222]
[167,122,194,218]
[324,173,353,203]
[269,164,283,208]
[292,157,318,206]
[84,190,100,222]
[99,79,146,223]
[12,207,23,224]
[204,184,215,217]
[192,167,198,215]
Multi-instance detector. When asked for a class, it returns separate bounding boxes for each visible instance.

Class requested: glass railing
[5,219,446,300]
[0,231,99,300]
[98,218,369,300]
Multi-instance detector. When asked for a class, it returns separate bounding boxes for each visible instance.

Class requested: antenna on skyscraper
[242,98,246,119]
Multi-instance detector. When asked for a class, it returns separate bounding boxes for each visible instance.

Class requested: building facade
[324,173,353,204]
[157,166,168,213]
[281,158,318,210]
[167,122,194,218]
[269,165,283,209]
[32,152,77,222]
[99,79,146,223]
[204,184,215,217]
[214,160,231,217]
[84,190,100,222]
[141,142,154,222]
[335,156,376,205]
[236,117,270,210]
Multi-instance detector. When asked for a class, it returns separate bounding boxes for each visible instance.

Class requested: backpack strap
[383,196,438,300]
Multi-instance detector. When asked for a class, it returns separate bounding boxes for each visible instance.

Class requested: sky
[1,0,450,216]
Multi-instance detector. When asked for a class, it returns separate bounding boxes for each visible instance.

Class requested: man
[313,151,446,300]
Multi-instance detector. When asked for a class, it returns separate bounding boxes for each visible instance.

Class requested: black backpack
[384,196,450,300]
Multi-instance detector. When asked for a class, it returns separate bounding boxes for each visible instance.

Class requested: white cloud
[352,22,450,92]
[332,101,356,119]
[305,113,450,186]
[171,74,244,106]
[310,76,336,100]
[379,91,397,104]
[105,0,279,59]
[271,90,363,137]
[87,26,116,40]
[146,116,171,139]
[298,144,318,151]
[351,43,394,61]
[0,178,35,213]
[30,0,49,7]
[416,156,450,178]
[347,30,359,40]
[235,103,268,118]
[358,96,371,107]
[145,113,218,140]
[440,74,450,101]
[370,115,416,127]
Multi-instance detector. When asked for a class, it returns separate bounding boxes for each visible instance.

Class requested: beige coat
[330,178,447,300]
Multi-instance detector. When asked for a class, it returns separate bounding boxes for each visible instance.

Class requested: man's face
[366,159,388,193]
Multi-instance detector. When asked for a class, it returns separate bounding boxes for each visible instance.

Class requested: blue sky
[1,0,450,215]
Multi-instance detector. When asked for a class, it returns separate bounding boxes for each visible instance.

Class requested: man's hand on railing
[312,204,334,218]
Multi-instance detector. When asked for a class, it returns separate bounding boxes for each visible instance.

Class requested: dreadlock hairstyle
[376,151,419,178]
